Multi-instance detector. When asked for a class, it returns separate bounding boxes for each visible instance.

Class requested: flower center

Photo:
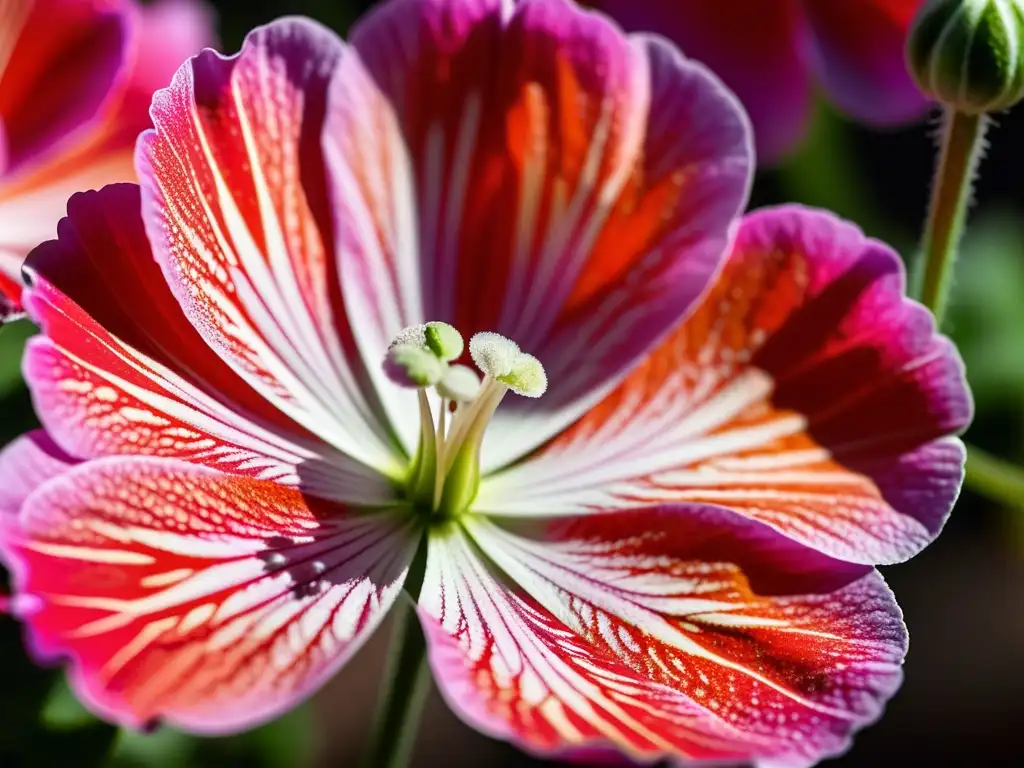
[383,323,547,520]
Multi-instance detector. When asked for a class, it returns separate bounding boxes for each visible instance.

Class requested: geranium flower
[0,1,970,766]
[584,0,930,160]
[0,0,216,320]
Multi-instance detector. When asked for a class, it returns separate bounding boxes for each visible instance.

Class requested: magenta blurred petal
[114,0,219,139]
[804,0,930,124]
[591,0,811,160]
[0,0,129,174]
[0,430,78,519]
[0,0,216,322]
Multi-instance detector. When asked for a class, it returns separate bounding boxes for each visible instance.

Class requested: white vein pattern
[141,23,402,476]
[420,525,760,761]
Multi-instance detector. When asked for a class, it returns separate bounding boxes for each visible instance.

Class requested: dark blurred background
[1,1,1022,766]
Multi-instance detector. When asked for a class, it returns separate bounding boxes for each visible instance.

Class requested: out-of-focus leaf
[42,675,95,729]
[113,728,196,768]
[0,666,118,767]
[110,704,316,768]
[0,319,35,399]
[772,100,906,249]
[947,209,1024,410]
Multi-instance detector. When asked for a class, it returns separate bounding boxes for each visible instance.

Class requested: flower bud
[908,0,1024,113]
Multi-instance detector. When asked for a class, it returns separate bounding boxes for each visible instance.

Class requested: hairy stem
[917,109,989,325]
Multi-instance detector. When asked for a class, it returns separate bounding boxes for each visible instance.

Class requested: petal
[0,430,78,519]
[0,259,22,320]
[587,0,811,161]
[0,0,129,174]
[117,0,219,135]
[327,0,751,462]
[0,458,418,733]
[0,146,136,320]
[418,524,757,764]
[803,0,930,125]
[482,207,972,564]
[137,18,402,475]
[23,184,392,504]
[420,514,904,765]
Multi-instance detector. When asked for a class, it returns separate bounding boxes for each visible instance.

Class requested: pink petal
[0,0,129,175]
[803,0,930,125]
[0,430,78,519]
[22,184,392,504]
[1,458,417,733]
[137,18,402,476]
[328,0,751,464]
[0,0,215,321]
[420,515,905,765]
[588,0,811,162]
[117,0,218,136]
[482,207,971,565]
[0,147,135,320]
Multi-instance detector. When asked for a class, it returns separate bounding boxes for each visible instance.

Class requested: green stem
[965,444,1024,511]
[916,109,989,326]
[359,548,430,768]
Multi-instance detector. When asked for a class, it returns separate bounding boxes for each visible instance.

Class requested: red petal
[23,184,392,503]
[420,516,905,765]
[2,458,417,733]
[333,0,751,465]
[483,207,971,564]
[0,0,129,174]
[137,19,401,474]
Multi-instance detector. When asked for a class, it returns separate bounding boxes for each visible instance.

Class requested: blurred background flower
[0,0,215,320]
[584,0,929,161]
[1,1,1023,767]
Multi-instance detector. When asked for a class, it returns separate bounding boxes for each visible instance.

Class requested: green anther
[423,322,464,361]
[384,345,445,389]
[496,353,547,398]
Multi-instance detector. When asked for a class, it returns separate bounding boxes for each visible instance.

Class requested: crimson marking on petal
[2,458,418,733]
[482,207,971,564]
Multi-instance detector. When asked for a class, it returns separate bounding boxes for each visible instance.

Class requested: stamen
[388,324,429,350]
[437,364,482,402]
[469,332,520,378]
[383,344,445,388]
[424,322,464,361]
[497,352,547,397]
[383,324,546,519]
